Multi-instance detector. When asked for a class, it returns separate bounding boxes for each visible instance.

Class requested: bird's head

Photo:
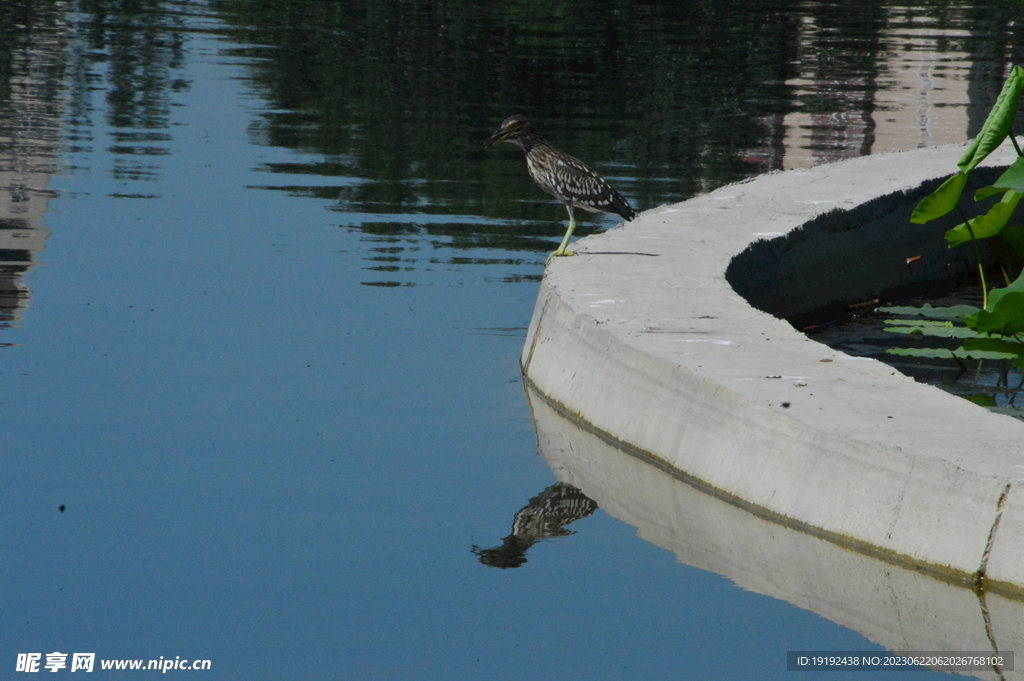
[484,115,535,149]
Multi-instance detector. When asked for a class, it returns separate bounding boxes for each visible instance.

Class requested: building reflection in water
[0,4,66,342]
[472,483,597,569]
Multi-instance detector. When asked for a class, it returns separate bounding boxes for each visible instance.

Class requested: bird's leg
[547,204,577,263]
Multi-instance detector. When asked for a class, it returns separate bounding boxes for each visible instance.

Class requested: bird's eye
[508,122,518,130]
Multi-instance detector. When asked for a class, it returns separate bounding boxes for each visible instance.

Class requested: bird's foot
[545,249,576,265]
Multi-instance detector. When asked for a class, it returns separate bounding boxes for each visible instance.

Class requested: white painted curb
[522,143,1024,592]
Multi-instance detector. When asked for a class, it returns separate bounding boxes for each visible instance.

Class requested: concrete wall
[727,166,1006,326]
[527,384,1018,679]
[521,142,1024,595]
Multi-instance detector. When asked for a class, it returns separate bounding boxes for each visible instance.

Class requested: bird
[484,115,636,262]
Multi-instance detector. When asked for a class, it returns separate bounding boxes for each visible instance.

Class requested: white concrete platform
[521,142,1024,594]
[527,384,1020,679]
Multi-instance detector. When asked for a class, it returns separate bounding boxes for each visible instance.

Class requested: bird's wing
[554,156,636,220]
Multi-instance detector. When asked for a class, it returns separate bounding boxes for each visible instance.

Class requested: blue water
[2,2,1016,679]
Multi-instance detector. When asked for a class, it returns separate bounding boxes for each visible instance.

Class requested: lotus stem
[956,206,988,308]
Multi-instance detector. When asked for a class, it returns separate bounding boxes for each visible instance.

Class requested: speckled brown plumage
[485,115,636,259]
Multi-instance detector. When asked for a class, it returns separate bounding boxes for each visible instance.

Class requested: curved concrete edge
[526,383,1018,678]
[521,142,1024,593]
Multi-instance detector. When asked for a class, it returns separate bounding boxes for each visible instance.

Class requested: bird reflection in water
[472,483,597,569]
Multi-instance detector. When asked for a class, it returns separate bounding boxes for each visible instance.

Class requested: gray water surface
[3,2,1022,679]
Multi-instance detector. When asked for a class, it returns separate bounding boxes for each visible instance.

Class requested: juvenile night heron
[485,115,636,261]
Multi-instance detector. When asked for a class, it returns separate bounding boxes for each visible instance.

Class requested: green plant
[911,65,1024,341]
[877,304,1024,421]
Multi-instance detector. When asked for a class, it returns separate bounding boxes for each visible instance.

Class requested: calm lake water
[3,2,1023,679]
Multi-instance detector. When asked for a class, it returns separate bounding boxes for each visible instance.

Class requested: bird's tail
[610,191,637,221]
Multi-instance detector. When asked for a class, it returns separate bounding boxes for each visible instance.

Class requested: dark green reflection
[5,0,1024,291]
[65,0,192,185]
[211,0,1024,287]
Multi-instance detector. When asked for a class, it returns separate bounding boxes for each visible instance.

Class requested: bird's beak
[484,128,510,148]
